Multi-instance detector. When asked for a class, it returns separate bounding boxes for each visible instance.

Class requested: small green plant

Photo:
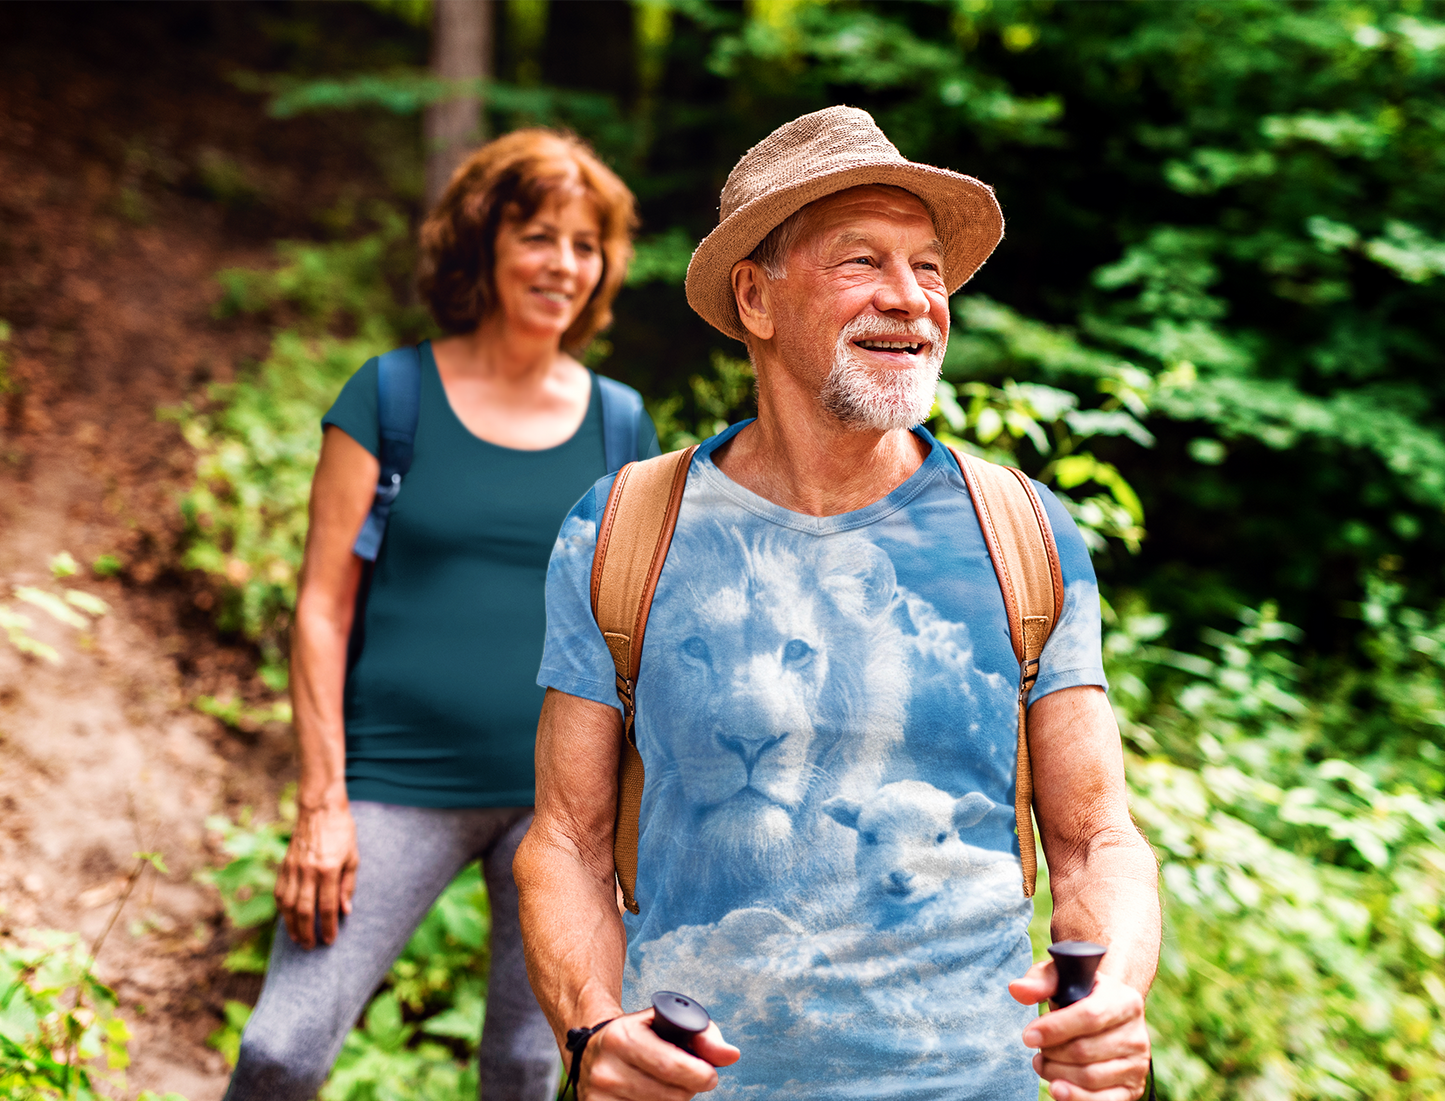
[48,553,78,579]
[1,565,112,665]
[0,850,181,1101]
[90,556,123,579]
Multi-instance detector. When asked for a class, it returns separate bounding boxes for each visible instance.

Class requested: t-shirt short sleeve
[537,475,624,709]
[638,410,662,461]
[321,356,381,458]
[1030,480,1109,701]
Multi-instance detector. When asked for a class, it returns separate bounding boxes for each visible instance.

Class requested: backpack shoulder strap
[597,375,646,475]
[948,446,1065,898]
[353,345,423,561]
[590,445,697,914]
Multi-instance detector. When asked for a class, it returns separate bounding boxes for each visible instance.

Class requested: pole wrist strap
[562,1018,616,1099]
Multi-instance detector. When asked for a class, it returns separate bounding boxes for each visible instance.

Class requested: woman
[223,130,657,1101]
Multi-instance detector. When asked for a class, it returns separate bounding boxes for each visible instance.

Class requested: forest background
[3,1,1445,1099]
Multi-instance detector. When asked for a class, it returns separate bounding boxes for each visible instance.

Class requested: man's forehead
[800,186,940,249]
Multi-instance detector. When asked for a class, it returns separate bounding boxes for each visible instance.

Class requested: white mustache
[837,314,944,347]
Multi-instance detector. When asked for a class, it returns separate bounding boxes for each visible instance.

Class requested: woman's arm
[274,426,378,949]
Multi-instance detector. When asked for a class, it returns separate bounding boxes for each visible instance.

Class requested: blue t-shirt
[539,421,1107,1099]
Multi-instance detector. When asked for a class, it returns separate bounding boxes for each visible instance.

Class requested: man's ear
[732,260,775,341]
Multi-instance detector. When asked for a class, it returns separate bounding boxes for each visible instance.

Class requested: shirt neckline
[690,419,953,535]
[422,339,599,455]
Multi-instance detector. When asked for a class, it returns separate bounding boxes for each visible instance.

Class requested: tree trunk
[425,0,492,211]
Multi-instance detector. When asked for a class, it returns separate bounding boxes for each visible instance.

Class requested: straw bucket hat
[684,106,1005,342]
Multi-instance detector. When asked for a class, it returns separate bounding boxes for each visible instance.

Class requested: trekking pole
[1047,940,1105,1008]
[649,991,711,1054]
[1046,942,1156,1100]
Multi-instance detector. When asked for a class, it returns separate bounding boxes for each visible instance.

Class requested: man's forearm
[1047,823,1160,995]
[514,820,631,1052]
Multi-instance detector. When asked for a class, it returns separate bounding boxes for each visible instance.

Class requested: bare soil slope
[0,5,406,1095]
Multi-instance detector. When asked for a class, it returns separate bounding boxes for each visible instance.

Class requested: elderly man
[515,107,1160,1100]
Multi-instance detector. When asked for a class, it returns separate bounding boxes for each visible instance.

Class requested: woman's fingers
[339,858,358,917]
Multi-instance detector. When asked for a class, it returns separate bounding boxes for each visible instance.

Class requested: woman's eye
[782,639,813,665]
[682,636,711,663]
[861,832,877,846]
[935,832,948,845]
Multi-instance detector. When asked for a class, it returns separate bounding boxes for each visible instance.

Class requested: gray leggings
[223,802,561,1101]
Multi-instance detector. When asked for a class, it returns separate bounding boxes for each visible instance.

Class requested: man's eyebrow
[827,231,945,256]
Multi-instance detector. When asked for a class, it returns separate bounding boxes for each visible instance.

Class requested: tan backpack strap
[949,447,1064,897]
[590,445,697,914]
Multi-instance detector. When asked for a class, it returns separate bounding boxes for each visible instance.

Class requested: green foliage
[0,930,176,1101]
[202,807,492,1097]
[1109,593,1445,1097]
[172,213,428,681]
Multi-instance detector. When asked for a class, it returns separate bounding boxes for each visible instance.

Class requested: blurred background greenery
[4,1,1445,1098]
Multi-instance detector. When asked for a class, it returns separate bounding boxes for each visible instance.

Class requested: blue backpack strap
[597,375,646,474]
[352,345,422,561]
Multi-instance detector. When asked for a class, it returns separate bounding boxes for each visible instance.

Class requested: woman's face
[491,190,605,343]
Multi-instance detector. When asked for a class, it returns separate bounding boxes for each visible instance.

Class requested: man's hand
[579,1008,740,1101]
[274,802,359,949]
[1010,960,1150,1101]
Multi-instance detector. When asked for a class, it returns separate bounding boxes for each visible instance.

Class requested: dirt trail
[0,7,381,1094]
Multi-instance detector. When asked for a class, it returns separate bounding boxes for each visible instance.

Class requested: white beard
[818,315,946,432]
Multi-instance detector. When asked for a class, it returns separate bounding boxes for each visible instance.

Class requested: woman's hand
[275,801,360,949]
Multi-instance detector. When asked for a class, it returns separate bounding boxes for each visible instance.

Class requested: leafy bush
[1111,593,1445,1097]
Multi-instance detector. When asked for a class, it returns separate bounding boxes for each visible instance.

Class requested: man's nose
[874,261,930,318]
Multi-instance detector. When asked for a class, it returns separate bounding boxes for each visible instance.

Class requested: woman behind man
[223,129,657,1101]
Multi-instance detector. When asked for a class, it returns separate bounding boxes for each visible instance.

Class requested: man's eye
[682,636,711,663]
[935,832,948,845]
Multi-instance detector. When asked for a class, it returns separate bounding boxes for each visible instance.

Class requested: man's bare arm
[513,688,738,1099]
[514,689,631,1042]
[1031,685,1159,992]
[1010,684,1159,1101]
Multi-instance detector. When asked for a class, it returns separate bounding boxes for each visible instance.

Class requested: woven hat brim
[684,162,1004,342]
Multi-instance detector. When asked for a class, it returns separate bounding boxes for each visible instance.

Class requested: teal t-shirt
[322,341,658,807]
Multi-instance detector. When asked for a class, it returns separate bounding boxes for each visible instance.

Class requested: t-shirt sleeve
[1029,481,1109,701]
[638,409,662,461]
[321,356,381,458]
[537,475,625,709]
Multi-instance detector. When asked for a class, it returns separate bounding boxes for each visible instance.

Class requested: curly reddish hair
[417,129,637,353]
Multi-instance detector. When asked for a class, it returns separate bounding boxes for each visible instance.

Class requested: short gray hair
[746,206,810,279]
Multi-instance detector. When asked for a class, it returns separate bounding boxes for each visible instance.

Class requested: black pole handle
[1047,941,1106,1008]
[649,991,711,1053]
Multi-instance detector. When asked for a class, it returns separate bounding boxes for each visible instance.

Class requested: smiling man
[515,107,1160,1101]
